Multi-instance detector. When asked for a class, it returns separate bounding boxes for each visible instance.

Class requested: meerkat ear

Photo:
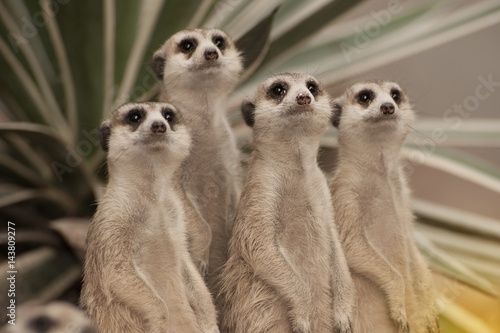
[151,49,166,80]
[98,120,112,152]
[330,97,343,128]
[241,99,256,127]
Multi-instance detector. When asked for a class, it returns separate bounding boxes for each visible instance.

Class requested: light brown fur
[80,102,218,333]
[151,29,243,290]
[330,81,439,333]
[219,73,354,333]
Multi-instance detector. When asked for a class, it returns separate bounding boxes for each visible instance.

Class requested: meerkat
[218,73,355,333]
[330,81,440,333]
[0,301,94,333]
[80,102,219,333]
[151,28,243,288]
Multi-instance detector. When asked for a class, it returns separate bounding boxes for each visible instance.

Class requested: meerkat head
[99,102,191,165]
[241,72,332,138]
[331,81,414,141]
[151,28,242,93]
[1,301,95,333]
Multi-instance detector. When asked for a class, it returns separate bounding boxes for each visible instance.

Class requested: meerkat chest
[361,176,409,261]
[128,198,185,302]
[273,169,333,272]
[182,124,237,207]
[186,120,237,171]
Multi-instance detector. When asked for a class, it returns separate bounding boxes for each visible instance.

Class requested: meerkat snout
[381,102,395,115]
[204,48,218,61]
[296,92,312,105]
[151,121,167,133]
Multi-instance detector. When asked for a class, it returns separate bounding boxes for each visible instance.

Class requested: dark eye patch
[178,38,197,56]
[357,89,374,107]
[162,108,179,129]
[306,81,320,97]
[391,88,402,104]
[29,315,56,333]
[213,35,226,51]
[267,81,288,103]
[124,108,146,131]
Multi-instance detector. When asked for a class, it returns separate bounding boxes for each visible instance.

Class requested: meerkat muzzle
[380,102,395,114]
[297,94,312,105]
[204,48,219,61]
[151,121,167,133]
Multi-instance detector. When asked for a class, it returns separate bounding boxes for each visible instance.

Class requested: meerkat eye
[179,39,196,53]
[307,82,319,96]
[270,84,287,97]
[29,315,55,331]
[127,110,142,123]
[391,89,401,104]
[357,90,374,106]
[213,36,226,50]
[164,111,175,122]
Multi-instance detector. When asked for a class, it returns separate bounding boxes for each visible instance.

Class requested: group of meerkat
[80,28,439,333]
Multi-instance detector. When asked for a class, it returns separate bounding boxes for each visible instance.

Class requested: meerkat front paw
[334,319,353,333]
[397,318,410,333]
[388,300,409,333]
[291,324,311,333]
[289,312,311,333]
[333,310,353,333]
[426,318,440,333]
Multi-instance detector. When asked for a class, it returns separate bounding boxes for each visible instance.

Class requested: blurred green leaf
[438,297,497,333]
[414,230,498,297]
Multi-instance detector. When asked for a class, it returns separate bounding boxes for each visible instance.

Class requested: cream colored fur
[219,73,355,333]
[330,81,439,333]
[80,102,218,333]
[151,29,243,292]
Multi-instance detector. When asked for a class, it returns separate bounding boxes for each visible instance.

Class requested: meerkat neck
[338,138,404,176]
[107,159,176,198]
[255,135,321,169]
[163,90,227,128]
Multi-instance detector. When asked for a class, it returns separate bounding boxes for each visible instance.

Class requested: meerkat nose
[204,49,218,61]
[296,93,311,105]
[151,121,167,133]
[381,103,395,115]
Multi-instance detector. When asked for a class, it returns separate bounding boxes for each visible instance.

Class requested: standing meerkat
[219,73,355,333]
[80,102,219,333]
[330,81,439,333]
[151,28,243,287]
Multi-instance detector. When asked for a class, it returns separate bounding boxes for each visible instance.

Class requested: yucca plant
[1,0,499,331]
